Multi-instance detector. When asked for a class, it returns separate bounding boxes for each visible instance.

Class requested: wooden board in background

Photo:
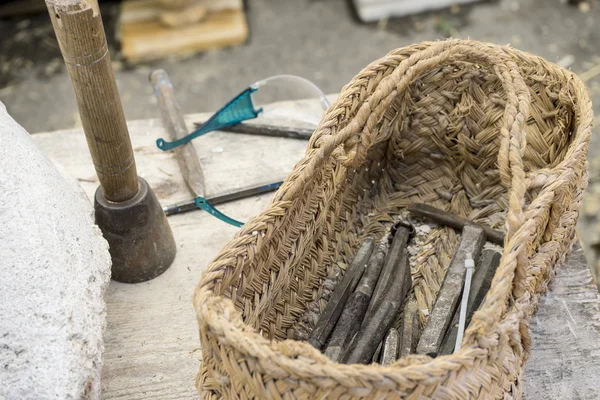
[120,8,248,62]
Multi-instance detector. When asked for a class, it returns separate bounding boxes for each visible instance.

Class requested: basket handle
[277,40,532,336]
[283,41,529,211]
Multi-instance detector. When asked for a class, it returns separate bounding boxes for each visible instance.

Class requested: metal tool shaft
[151,69,206,197]
[163,181,283,216]
[194,121,313,140]
[344,251,412,364]
[440,249,501,355]
[398,297,420,358]
[381,328,400,366]
[309,238,375,350]
[324,247,386,361]
[417,225,486,357]
[408,203,505,245]
[367,225,411,316]
[372,342,382,363]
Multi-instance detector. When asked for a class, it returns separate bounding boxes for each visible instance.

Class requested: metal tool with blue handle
[162,181,284,219]
[156,74,330,152]
[156,87,263,151]
[153,73,328,227]
[152,70,285,227]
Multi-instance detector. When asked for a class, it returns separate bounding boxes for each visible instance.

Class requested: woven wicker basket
[193,39,593,399]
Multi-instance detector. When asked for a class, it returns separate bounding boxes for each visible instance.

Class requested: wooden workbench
[33,103,600,399]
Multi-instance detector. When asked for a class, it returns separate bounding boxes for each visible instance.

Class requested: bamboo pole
[46,0,139,202]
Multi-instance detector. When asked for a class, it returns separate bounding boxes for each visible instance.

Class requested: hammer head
[95,177,177,283]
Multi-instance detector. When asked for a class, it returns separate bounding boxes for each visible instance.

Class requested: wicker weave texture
[193,39,593,399]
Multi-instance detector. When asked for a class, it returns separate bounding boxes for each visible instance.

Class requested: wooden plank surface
[523,244,600,399]
[32,101,600,398]
[33,109,312,399]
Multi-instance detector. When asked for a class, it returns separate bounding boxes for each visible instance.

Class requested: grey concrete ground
[1,0,600,272]
[1,0,598,135]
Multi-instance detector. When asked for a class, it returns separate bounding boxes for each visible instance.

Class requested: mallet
[46,0,176,283]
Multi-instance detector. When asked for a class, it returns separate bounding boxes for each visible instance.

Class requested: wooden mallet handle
[46,0,138,202]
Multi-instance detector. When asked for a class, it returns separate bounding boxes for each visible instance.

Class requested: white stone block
[0,102,111,399]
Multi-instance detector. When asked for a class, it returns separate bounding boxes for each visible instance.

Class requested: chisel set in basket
[302,204,504,364]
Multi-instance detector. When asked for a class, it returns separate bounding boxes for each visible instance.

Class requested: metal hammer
[46,0,176,283]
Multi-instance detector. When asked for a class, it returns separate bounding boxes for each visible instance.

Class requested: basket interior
[219,59,578,342]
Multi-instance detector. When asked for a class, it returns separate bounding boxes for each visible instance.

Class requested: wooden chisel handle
[151,69,206,197]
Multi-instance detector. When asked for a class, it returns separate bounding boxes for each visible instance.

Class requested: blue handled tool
[152,69,285,227]
[162,181,284,220]
[156,87,262,151]
[156,74,330,151]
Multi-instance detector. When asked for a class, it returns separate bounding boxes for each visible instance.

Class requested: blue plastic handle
[157,87,262,151]
[194,197,244,227]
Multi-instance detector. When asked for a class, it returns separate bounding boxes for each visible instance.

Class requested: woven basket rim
[194,39,593,391]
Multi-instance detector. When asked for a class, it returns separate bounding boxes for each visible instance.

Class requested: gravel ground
[1,0,600,275]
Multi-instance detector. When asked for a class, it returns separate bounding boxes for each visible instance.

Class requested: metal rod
[46,0,138,202]
[343,251,412,364]
[440,249,501,355]
[398,297,420,358]
[381,328,400,366]
[194,121,313,140]
[408,203,505,245]
[416,225,486,357]
[151,69,206,197]
[323,246,386,361]
[372,341,382,364]
[162,181,284,216]
[366,224,411,316]
[308,238,375,350]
